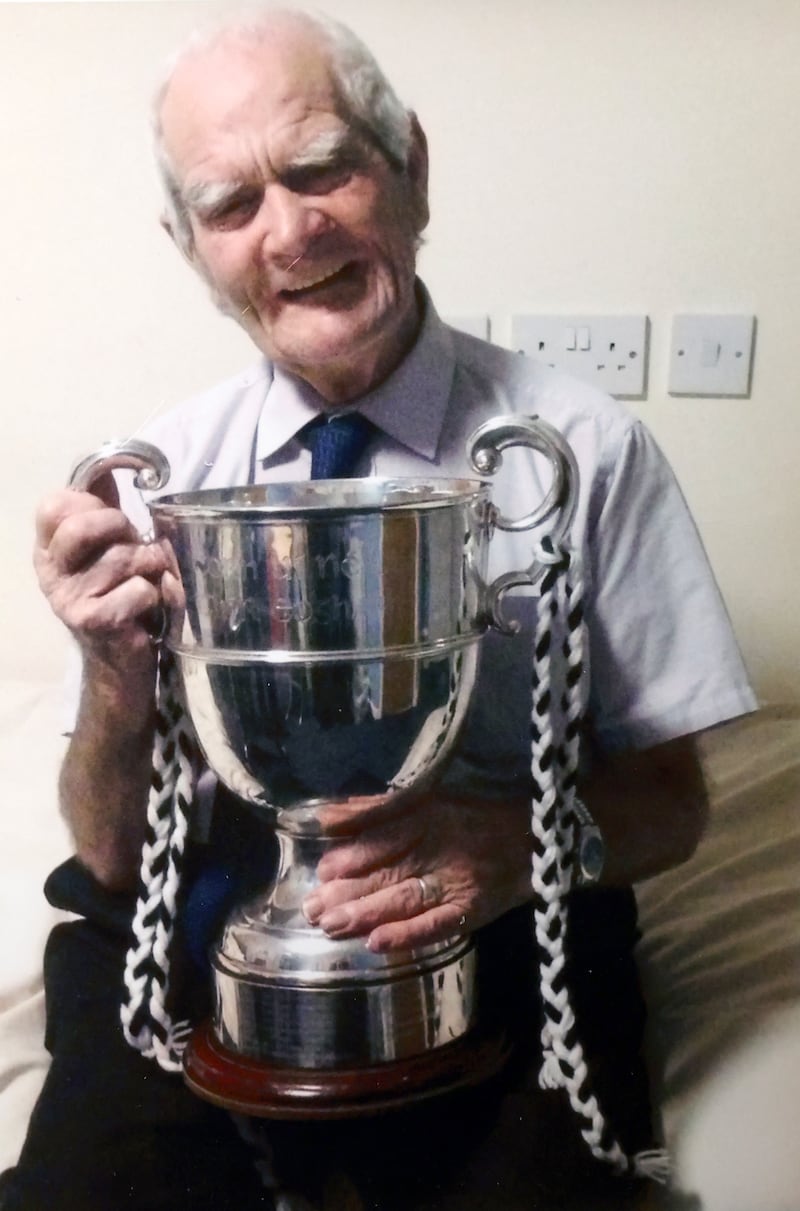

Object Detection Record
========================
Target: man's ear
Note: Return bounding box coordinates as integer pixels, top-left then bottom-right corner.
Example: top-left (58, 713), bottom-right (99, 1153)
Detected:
top-left (406, 113), bottom-right (430, 235)
top-left (159, 210), bottom-right (195, 264)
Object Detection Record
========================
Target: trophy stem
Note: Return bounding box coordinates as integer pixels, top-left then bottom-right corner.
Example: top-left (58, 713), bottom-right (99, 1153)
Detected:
top-left (267, 824), bottom-right (337, 928)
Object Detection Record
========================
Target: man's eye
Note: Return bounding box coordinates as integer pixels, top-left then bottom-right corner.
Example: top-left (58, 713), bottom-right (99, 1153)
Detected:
top-left (283, 161), bottom-right (356, 195)
top-left (204, 191), bottom-right (262, 229)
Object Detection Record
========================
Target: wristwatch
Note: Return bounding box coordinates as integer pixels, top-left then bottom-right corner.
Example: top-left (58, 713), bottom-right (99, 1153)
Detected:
top-left (571, 797), bottom-right (606, 887)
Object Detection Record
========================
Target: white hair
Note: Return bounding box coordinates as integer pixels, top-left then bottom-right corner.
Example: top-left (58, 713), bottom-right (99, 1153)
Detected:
top-left (152, 6), bottom-right (415, 257)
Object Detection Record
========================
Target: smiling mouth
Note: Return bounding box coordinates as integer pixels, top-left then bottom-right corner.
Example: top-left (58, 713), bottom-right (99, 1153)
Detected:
top-left (279, 261), bottom-right (360, 300)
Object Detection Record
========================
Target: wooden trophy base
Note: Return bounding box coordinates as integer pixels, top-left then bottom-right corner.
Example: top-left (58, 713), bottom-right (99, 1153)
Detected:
top-left (183, 1020), bottom-right (511, 1120)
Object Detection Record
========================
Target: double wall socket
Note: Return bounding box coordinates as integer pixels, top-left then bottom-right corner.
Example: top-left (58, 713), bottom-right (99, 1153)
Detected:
top-left (511, 314), bottom-right (649, 398)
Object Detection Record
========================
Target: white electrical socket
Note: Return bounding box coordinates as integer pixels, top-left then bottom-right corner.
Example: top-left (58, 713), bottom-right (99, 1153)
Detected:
top-left (511, 314), bottom-right (649, 398)
top-left (668, 314), bottom-right (755, 397)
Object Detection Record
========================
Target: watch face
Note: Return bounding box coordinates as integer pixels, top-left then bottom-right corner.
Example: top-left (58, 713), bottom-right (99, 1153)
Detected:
top-left (578, 828), bottom-right (605, 883)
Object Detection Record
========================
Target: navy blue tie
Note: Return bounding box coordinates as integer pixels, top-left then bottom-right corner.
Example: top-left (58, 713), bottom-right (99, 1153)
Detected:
top-left (305, 412), bottom-right (374, 479)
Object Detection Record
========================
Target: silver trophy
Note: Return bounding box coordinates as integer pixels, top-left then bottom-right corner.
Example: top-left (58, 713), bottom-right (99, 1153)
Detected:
top-left (70, 416), bottom-right (578, 1116)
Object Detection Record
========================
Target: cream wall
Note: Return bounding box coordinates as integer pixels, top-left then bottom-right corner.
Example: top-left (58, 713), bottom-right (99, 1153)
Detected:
top-left (2, 0), bottom-right (798, 700)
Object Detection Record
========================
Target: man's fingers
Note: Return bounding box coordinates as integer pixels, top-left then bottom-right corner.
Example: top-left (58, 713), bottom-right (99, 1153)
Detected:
top-left (43, 505), bottom-right (146, 575)
top-left (160, 568), bottom-right (186, 612)
top-left (33, 480), bottom-right (177, 653)
top-left (306, 871), bottom-right (471, 954)
top-left (306, 873), bottom-right (425, 931)
top-left (35, 489), bottom-right (108, 548)
top-left (366, 904), bottom-right (468, 953)
top-left (303, 792), bottom-right (533, 955)
top-left (59, 575), bottom-right (165, 636)
top-left (44, 541), bottom-right (171, 623)
top-left (159, 536), bottom-right (182, 582)
top-left (315, 819), bottom-right (421, 881)
top-left (38, 525), bottom-right (171, 641)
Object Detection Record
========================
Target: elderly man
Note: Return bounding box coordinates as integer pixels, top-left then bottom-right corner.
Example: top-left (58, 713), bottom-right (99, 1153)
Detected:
top-left (4, 8), bottom-right (754, 1211)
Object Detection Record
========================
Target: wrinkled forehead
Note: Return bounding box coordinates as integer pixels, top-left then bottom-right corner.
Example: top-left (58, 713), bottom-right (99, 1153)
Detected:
top-left (159, 29), bottom-right (345, 178)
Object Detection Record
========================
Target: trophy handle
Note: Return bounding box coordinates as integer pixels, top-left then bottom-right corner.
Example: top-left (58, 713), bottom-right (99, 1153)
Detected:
top-left (68, 438), bottom-right (171, 493)
top-left (466, 415), bottom-right (580, 633)
top-left (68, 439), bottom-right (172, 645)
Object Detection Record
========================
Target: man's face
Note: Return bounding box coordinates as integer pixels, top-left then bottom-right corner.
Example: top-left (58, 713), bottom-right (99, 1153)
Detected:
top-left (159, 29), bottom-right (428, 403)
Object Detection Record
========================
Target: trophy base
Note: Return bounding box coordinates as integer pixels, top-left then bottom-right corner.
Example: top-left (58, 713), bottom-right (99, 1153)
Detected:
top-left (183, 1019), bottom-right (510, 1120)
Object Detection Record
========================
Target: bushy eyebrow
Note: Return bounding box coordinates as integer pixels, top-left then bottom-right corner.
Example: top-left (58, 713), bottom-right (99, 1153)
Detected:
top-left (286, 127), bottom-right (354, 169)
top-left (182, 127), bottom-right (369, 217)
top-left (183, 179), bottom-right (246, 216)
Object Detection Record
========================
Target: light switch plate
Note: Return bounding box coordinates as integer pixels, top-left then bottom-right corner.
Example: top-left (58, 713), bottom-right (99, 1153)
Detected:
top-left (668, 314), bottom-right (755, 397)
top-left (511, 314), bottom-right (648, 398)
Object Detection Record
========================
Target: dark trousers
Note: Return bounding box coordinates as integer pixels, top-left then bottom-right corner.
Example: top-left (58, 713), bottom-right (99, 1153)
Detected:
top-left (0, 858), bottom-right (653, 1211)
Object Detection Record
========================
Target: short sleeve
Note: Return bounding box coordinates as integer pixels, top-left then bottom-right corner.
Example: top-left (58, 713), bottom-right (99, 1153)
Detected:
top-left (585, 422), bottom-right (756, 750)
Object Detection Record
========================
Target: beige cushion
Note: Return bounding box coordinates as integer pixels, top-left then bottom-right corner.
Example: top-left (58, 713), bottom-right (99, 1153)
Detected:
top-left (676, 1002), bottom-right (800, 1211)
top-left (636, 705), bottom-right (800, 1170)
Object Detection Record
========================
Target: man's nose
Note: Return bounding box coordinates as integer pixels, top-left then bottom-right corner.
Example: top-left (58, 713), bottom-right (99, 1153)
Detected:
top-left (260, 184), bottom-right (329, 262)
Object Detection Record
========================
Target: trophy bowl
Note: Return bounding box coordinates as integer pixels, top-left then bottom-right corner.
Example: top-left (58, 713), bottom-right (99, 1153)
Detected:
top-left (70, 417), bottom-right (578, 1117)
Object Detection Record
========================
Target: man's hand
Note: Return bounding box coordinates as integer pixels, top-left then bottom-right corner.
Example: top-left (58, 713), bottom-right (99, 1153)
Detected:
top-left (34, 479), bottom-right (180, 687)
top-left (300, 733), bottom-right (709, 954)
top-left (302, 793), bottom-right (533, 953)
top-left (34, 477), bottom-right (183, 889)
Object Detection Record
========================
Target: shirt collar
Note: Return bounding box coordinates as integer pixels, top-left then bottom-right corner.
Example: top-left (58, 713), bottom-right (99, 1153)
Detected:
top-left (254, 283), bottom-right (456, 467)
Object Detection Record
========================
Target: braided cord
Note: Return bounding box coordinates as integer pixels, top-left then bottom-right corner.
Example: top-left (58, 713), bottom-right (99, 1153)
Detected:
top-left (120, 650), bottom-right (195, 1072)
top-left (529, 540), bottom-right (669, 1181)
top-left (530, 553), bottom-right (570, 1088)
